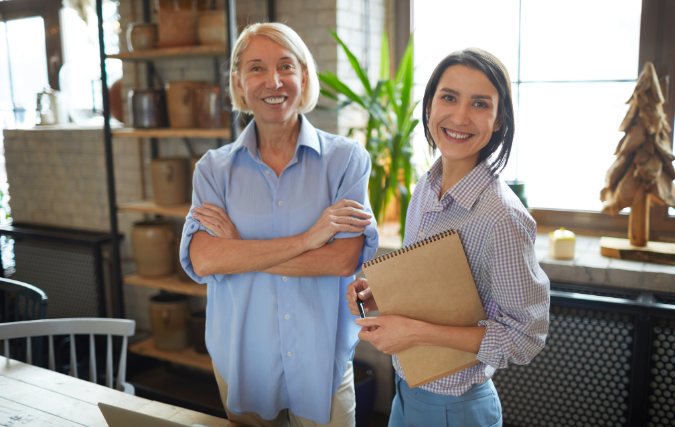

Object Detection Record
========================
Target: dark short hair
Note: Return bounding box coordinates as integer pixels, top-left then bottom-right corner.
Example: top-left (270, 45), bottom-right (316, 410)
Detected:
top-left (421, 47), bottom-right (515, 175)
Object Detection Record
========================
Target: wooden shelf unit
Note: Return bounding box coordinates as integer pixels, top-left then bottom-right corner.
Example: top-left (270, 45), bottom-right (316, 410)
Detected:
top-left (129, 336), bottom-right (213, 371)
top-left (107, 44), bottom-right (228, 61)
top-left (113, 128), bottom-right (231, 139)
top-left (118, 200), bottom-right (190, 217)
top-left (124, 274), bottom-right (206, 296)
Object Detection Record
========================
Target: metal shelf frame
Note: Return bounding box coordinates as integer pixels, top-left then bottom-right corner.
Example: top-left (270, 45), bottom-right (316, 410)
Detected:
top-left (95, 0), bottom-right (275, 317)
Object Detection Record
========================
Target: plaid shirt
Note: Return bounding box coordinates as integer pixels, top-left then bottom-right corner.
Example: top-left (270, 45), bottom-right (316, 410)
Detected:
top-left (393, 158), bottom-right (550, 395)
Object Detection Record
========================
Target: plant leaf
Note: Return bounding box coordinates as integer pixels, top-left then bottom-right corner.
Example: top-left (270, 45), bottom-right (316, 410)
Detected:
top-left (380, 32), bottom-right (390, 80)
top-left (318, 72), bottom-right (366, 108)
top-left (330, 29), bottom-right (372, 96)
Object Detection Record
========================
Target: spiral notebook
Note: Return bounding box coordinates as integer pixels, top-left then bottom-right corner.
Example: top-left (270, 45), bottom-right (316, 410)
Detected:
top-left (362, 230), bottom-right (487, 388)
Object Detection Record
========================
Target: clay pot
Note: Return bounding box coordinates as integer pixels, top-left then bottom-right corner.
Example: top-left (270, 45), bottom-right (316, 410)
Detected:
top-left (197, 11), bottom-right (227, 46)
top-left (131, 220), bottom-right (175, 277)
top-left (149, 293), bottom-right (189, 350)
top-left (129, 88), bottom-right (168, 128)
top-left (150, 158), bottom-right (188, 206)
top-left (156, 0), bottom-right (206, 47)
top-left (166, 81), bottom-right (206, 128)
top-left (127, 23), bottom-right (158, 52)
top-left (195, 85), bottom-right (230, 129)
top-left (186, 310), bottom-right (207, 354)
top-left (109, 79), bottom-right (124, 123)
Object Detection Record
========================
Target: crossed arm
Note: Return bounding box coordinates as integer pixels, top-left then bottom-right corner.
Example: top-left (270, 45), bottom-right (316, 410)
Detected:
top-left (189, 200), bottom-right (370, 278)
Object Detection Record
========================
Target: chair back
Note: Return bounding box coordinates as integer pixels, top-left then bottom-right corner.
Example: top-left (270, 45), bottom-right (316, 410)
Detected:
top-left (0, 278), bottom-right (48, 322)
top-left (0, 318), bottom-right (135, 393)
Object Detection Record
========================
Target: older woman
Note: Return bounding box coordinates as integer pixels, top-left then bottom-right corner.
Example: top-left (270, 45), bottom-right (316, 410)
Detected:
top-left (179, 23), bottom-right (379, 427)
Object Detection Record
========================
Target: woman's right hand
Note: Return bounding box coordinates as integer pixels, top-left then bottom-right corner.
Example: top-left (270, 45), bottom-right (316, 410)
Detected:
top-left (346, 278), bottom-right (378, 316)
top-left (301, 199), bottom-right (372, 251)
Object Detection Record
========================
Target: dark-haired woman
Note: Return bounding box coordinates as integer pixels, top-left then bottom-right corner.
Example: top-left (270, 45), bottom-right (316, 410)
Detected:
top-left (346, 48), bottom-right (550, 426)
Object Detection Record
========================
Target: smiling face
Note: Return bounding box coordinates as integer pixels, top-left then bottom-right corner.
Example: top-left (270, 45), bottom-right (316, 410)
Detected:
top-left (234, 36), bottom-right (306, 127)
top-left (428, 65), bottom-right (502, 171)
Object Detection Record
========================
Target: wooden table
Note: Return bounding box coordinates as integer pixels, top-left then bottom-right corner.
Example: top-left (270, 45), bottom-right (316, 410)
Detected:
top-left (0, 356), bottom-right (236, 426)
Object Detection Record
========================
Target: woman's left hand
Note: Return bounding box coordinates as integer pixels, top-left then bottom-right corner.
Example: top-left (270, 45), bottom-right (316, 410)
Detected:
top-left (355, 315), bottom-right (421, 355)
top-left (193, 203), bottom-right (241, 240)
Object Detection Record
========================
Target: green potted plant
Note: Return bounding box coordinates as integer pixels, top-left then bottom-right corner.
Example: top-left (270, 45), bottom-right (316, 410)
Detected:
top-left (319, 31), bottom-right (418, 243)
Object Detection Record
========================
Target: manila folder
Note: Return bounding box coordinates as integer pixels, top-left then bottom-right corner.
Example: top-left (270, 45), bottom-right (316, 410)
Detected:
top-left (362, 230), bottom-right (487, 388)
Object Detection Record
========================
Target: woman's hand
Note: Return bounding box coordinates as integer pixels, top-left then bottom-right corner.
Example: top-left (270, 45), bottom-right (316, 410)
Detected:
top-left (193, 203), bottom-right (241, 240)
top-left (355, 315), bottom-right (421, 355)
top-left (346, 278), bottom-right (378, 316)
top-left (301, 199), bottom-right (372, 251)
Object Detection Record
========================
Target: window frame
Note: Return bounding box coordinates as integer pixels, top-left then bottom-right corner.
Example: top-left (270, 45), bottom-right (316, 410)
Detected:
top-left (0, 0), bottom-right (62, 91)
top-left (404, 0), bottom-right (675, 241)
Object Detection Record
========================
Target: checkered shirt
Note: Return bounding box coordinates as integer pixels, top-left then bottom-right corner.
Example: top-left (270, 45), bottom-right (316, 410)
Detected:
top-left (392, 158), bottom-right (550, 395)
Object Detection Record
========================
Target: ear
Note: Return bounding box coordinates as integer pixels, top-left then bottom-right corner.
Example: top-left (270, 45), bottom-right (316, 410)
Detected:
top-left (234, 74), bottom-right (247, 104)
top-left (493, 113), bottom-right (503, 132)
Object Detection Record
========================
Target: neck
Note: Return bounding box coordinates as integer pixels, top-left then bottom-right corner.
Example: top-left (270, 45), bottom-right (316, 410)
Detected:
top-left (439, 156), bottom-right (479, 197)
top-left (256, 114), bottom-right (301, 151)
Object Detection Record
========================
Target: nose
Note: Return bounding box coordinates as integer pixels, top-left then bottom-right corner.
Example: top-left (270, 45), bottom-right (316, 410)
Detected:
top-left (264, 70), bottom-right (282, 90)
top-left (451, 102), bottom-right (471, 127)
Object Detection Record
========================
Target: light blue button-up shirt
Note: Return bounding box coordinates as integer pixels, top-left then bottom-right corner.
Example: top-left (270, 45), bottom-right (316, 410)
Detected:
top-left (179, 115), bottom-right (379, 423)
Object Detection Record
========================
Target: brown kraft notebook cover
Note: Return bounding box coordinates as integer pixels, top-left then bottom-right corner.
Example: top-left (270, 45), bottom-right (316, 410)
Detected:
top-left (362, 230), bottom-right (487, 388)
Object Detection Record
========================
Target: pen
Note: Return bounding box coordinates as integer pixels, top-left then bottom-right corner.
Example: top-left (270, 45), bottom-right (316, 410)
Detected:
top-left (356, 295), bottom-right (366, 318)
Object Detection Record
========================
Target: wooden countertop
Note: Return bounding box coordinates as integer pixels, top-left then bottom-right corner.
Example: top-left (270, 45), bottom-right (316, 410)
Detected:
top-left (0, 356), bottom-right (237, 426)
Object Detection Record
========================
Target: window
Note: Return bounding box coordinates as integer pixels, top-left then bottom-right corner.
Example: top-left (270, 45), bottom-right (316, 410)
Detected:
top-left (412, 0), bottom-right (675, 238)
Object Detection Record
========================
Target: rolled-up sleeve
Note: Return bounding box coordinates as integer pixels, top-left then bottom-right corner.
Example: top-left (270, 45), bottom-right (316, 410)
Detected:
top-left (476, 215), bottom-right (550, 373)
top-left (331, 143), bottom-right (379, 270)
top-left (180, 152), bottom-right (225, 284)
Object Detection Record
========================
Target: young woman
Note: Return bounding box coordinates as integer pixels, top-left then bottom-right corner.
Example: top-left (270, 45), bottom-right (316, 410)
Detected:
top-left (346, 48), bottom-right (550, 426)
top-left (180, 23), bottom-right (379, 427)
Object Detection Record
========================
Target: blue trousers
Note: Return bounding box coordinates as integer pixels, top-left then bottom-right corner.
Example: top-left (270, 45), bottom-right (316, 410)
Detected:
top-left (388, 375), bottom-right (502, 427)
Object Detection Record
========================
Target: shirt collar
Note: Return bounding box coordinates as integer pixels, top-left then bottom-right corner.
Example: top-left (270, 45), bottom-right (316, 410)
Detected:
top-left (425, 158), bottom-right (495, 211)
top-left (229, 114), bottom-right (321, 159)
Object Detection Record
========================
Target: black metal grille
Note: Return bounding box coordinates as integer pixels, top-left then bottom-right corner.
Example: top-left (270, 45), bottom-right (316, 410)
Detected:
top-left (12, 240), bottom-right (100, 318)
top-left (493, 306), bottom-right (634, 427)
top-left (654, 295), bottom-right (675, 306)
top-left (647, 318), bottom-right (675, 427)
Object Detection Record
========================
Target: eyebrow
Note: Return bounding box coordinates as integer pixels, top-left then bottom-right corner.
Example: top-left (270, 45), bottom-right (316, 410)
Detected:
top-left (439, 88), bottom-right (492, 101)
top-left (245, 57), bottom-right (295, 66)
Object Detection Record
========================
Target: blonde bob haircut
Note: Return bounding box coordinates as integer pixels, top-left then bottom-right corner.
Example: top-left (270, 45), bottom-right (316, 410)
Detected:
top-left (229, 22), bottom-right (320, 114)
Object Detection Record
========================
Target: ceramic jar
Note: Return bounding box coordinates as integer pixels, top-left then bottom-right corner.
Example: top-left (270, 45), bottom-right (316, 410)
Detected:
top-left (195, 84), bottom-right (230, 128)
top-left (126, 22), bottom-right (158, 52)
top-left (166, 81), bottom-right (206, 128)
top-left (155, 0), bottom-right (206, 47)
top-left (197, 10), bottom-right (227, 45)
top-left (150, 158), bottom-right (188, 206)
top-left (129, 88), bottom-right (168, 128)
top-left (186, 310), bottom-right (207, 353)
top-left (149, 293), bottom-right (189, 350)
top-left (131, 220), bottom-right (175, 277)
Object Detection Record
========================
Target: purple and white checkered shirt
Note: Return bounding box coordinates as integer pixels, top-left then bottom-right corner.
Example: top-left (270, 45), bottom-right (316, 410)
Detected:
top-left (393, 158), bottom-right (550, 395)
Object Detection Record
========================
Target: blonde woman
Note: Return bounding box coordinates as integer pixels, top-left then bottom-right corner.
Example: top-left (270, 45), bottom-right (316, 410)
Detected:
top-left (179, 23), bottom-right (379, 426)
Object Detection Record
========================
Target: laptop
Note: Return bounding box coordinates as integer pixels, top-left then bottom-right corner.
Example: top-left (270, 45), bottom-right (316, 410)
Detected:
top-left (98, 402), bottom-right (211, 427)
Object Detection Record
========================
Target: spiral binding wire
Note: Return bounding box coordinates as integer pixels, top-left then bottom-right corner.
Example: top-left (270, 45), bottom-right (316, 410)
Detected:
top-left (362, 229), bottom-right (457, 269)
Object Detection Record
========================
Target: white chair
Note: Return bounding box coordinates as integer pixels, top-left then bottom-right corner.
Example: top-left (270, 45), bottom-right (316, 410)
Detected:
top-left (0, 318), bottom-right (136, 394)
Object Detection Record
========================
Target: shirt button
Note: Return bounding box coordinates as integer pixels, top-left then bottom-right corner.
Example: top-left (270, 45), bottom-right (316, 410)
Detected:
top-left (265, 170), bottom-right (270, 174)
top-left (284, 314), bottom-right (289, 320)
top-left (419, 231), bottom-right (425, 237)
top-left (287, 351), bottom-right (292, 357)
top-left (282, 276), bottom-right (288, 282)
top-left (278, 201), bottom-right (284, 206)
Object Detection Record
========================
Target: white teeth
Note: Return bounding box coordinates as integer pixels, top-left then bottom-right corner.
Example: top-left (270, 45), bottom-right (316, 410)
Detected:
top-left (264, 97), bottom-right (285, 104)
top-left (444, 129), bottom-right (471, 139)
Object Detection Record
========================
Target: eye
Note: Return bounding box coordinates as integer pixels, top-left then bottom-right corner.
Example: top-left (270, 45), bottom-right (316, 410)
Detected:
top-left (280, 64), bottom-right (294, 71)
top-left (473, 101), bottom-right (489, 108)
top-left (250, 66), bottom-right (261, 72)
top-left (441, 94), bottom-right (456, 102)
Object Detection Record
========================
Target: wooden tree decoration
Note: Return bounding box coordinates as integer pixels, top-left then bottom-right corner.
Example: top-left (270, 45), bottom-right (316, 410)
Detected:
top-left (600, 62), bottom-right (675, 246)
